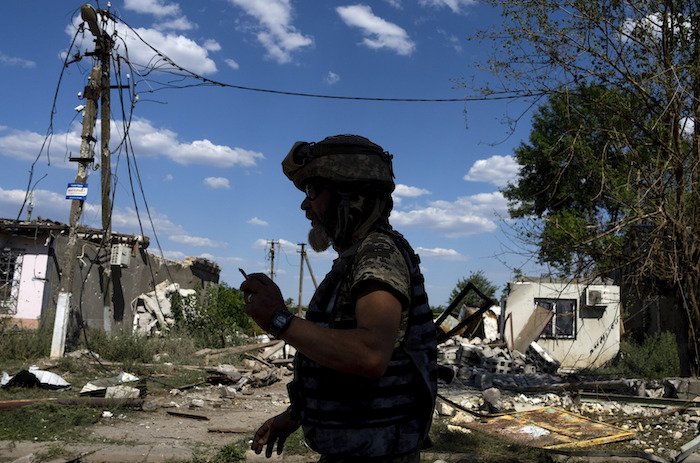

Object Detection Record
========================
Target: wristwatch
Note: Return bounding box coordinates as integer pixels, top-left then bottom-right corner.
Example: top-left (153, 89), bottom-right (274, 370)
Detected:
top-left (269, 310), bottom-right (295, 338)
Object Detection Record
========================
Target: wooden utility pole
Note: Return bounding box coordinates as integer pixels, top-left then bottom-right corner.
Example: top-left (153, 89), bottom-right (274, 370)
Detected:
top-left (50, 66), bottom-right (100, 358)
top-left (97, 16), bottom-right (113, 332)
top-left (296, 243), bottom-right (318, 317)
top-left (305, 251), bottom-right (318, 290)
top-left (51, 4), bottom-right (113, 357)
top-left (268, 240), bottom-right (278, 281)
top-left (297, 243), bottom-right (305, 315)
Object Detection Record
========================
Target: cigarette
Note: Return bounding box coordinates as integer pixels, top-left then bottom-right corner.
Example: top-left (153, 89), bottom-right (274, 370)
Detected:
top-left (239, 268), bottom-right (248, 279)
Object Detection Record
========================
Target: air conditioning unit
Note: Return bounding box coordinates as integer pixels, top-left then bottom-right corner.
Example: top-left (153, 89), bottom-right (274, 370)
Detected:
top-left (585, 288), bottom-right (602, 306)
top-left (110, 244), bottom-right (131, 268)
top-left (584, 285), bottom-right (620, 306)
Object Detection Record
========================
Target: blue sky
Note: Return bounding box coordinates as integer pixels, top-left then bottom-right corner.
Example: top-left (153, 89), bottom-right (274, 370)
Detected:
top-left (0, 0), bottom-right (540, 308)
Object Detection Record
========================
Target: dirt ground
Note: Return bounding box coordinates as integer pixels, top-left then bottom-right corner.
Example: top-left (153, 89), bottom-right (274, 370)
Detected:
top-left (1, 373), bottom-right (320, 463)
top-left (6, 359), bottom-right (700, 463)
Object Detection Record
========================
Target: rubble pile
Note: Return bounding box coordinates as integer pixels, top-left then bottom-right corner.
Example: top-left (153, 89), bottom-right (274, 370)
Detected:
top-left (438, 336), bottom-right (562, 390)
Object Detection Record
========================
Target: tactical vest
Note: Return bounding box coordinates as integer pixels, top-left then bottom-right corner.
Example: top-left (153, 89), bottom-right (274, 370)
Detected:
top-left (288, 225), bottom-right (437, 457)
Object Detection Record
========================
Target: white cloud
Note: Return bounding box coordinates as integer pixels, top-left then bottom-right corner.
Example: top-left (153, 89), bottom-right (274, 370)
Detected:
top-left (464, 155), bottom-right (520, 187)
top-left (415, 246), bottom-right (468, 261)
top-left (203, 40), bottom-right (222, 52)
top-left (0, 120), bottom-right (265, 169)
top-left (0, 127), bottom-right (76, 164)
top-left (67, 15), bottom-right (216, 75)
top-left (114, 118), bottom-right (264, 167)
top-left (110, 205), bottom-right (181, 235)
top-left (324, 71), bottom-right (340, 85)
top-left (0, 186), bottom-right (188, 242)
top-left (418, 0), bottom-right (477, 14)
top-left (124, 0), bottom-right (182, 17)
top-left (336, 5), bottom-right (415, 56)
top-left (125, 28), bottom-right (218, 74)
top-left (437, 28), bottom-right (462, 53)
top-left (248, 217), bottom-right (269, 226)
top-left (204, 177), bottom-right (231, 189)
top-left (394, 184), bottom-right (430, 198)
top-left (155, 16), bottom-right (195, 31)
top-left (228, 0), bottom-right (313, 64)
top-left (681, 117), bottom-right (695, 136)
top-left (123, 0), bottom-right (195, 31)
top-left (169, 234), bottom-right (228, 248)
top-left (0, 52), bottom-right (36, 68)
top-left (0, 187), bottom-right (69, 221)
top-left (393, 184), bottom-right (431, 206)
top-left (163, 250), bottom-right (186, 261)
top-left (225, 58), bottom-right (240, 70)
top-left (391, 192), bottom-right (508, 238)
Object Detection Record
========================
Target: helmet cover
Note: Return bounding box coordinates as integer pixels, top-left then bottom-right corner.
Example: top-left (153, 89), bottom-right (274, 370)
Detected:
top-left (282, 134), bottom-right (395, 193)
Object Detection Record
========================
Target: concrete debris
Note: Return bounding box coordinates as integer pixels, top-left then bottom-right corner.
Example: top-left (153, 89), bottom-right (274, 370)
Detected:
top-left (208, 364), bottom-right (243, 382)
top-left (80, 372), bottom-right (139, 396)
top-left (438, 336), bottom-right (560, 390)
top-left (131, 280), bottom-right (196, 336)
top-left (481, 387), bottom-right (503, 413)
top-left (105, 385), bottom-right (141, 399)
top-left (664, 378), bottom-right (700, 401)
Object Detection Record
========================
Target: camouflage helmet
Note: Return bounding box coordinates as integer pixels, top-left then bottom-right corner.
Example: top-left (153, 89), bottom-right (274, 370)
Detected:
top-left (282, 134), bottom-right (395, 193)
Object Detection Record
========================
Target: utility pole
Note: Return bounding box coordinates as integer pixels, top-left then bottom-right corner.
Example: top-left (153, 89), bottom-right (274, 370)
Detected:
top-left (296, 243), bottom-right (318, 317)
top-left (268, 240), bottom-right (278, 281)
top-left (51, 4), bottom-right (113, 357)
top-left (297, 243), bottom-right (305, 316)
top-left (304, 250), bottom-right (318, 290)
top-left (50, 66), bottom-right (100, 358)
top-left (95, 7), bottom-right (114, 332)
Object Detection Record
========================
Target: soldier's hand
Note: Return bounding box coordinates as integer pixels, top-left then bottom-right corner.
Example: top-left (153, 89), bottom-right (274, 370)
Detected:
top-left (251, 410), bottom-right (300, 458)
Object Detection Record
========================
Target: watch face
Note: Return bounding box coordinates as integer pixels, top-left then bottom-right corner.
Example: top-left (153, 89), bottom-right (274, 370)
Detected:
top-left (271, 311), bottom-right (292, 336)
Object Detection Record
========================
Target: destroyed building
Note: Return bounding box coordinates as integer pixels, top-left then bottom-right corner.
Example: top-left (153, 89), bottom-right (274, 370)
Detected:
top-left (0, 218), bottom-right (220, 332)
top-left (438, 276), bottom-right (622, 390)
top-left (502, 276), bottom-right (621, 371)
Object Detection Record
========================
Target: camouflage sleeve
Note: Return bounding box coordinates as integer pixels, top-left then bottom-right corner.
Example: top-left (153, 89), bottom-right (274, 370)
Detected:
top-left (351, 231), bottom-right (410, 307)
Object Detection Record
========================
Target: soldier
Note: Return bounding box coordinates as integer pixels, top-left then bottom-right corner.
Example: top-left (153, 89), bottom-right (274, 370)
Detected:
top-left (241, 134), bottom-right (437, 463)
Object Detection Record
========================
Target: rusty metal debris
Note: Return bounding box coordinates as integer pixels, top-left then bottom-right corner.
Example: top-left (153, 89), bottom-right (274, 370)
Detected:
top-left (462, 406), bottom-right (635, 449)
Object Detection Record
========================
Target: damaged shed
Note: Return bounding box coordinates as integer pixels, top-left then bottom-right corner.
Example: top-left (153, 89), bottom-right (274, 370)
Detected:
top-left (502, 277), bottom-right (621, 371)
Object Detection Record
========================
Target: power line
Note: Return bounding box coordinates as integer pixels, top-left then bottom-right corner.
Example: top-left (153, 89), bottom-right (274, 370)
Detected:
top-left (109, 12), bottom-right (470, 103)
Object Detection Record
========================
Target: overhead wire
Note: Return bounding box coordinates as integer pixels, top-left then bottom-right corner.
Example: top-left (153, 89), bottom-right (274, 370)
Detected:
top-left (106, 10), bottom-right (522, 104)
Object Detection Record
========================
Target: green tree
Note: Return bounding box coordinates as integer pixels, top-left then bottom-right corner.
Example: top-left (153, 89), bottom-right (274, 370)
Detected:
top-left (448, 270), bottom-right (498, 309)
top-left (457, 0), bottom-right (700, 374)
top-left (503, 84), bottom-right (647, 277)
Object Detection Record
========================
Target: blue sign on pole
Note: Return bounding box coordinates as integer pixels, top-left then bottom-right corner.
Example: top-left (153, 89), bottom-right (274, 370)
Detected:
top-left (66, 183), bottom-right (88, 200)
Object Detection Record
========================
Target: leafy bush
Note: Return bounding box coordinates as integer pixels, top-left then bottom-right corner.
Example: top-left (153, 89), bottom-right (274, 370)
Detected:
top-left (171, 282), bottom-right (251, 348)
top-left (600, 331), bottom-right (680, 379)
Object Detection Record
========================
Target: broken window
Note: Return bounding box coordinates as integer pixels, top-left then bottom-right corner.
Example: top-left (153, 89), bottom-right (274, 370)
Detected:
top-left (0, 248), bottom-right (23, 316)
top-left (536, 298), bottom-right (576, 339)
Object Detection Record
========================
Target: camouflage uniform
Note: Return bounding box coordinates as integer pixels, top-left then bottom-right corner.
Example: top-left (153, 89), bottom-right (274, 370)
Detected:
top-left (288, 225), bottom-right (437, 458)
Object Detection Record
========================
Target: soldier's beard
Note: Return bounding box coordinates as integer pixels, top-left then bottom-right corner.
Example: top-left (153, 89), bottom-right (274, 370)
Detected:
top-left (308, 221), bottom-right (331, 252)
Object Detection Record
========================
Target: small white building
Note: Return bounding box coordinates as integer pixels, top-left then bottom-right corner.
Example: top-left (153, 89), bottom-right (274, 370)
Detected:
top-left (502, 277), bottom-right (621, 370)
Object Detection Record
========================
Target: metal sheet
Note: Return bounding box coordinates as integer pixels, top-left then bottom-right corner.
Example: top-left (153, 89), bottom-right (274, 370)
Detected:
top-left (463, 406), bottom-right (635, 449)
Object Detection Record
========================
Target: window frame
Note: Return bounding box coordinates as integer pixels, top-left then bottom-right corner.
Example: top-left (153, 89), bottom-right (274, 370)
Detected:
top-left (536, 297), bottom-right (577, 340)
top-left (0, 248), bottom-right (24, 316)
